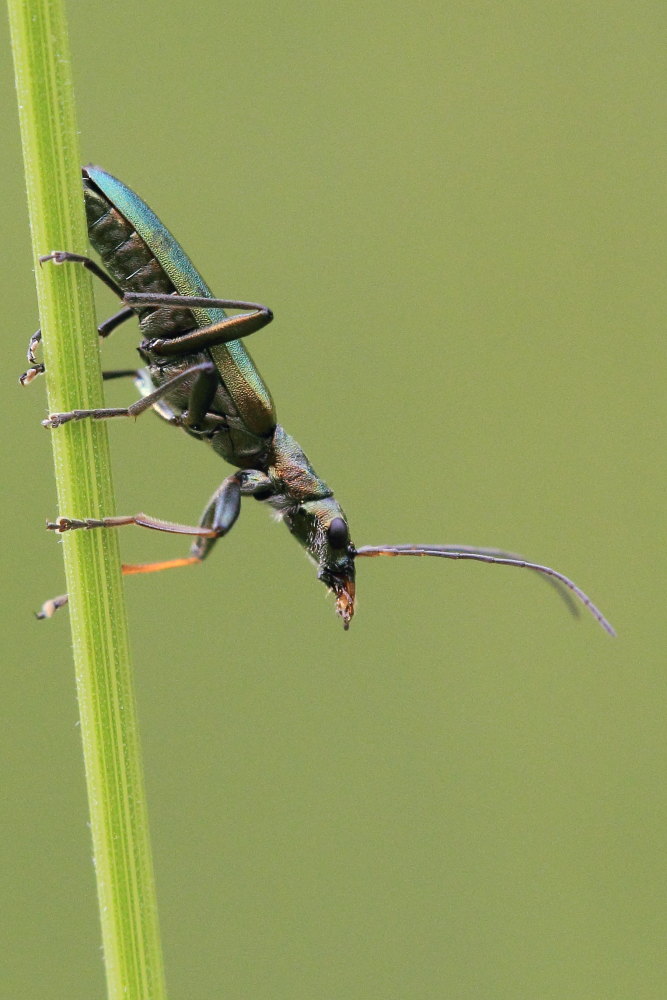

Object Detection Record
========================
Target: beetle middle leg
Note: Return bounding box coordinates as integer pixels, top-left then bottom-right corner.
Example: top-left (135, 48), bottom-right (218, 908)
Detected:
top-left (43, 361), bottom-right (218, 428)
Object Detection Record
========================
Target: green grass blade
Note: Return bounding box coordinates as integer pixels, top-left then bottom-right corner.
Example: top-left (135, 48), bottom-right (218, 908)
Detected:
top-left (7, 1), bottom-right (167, 996)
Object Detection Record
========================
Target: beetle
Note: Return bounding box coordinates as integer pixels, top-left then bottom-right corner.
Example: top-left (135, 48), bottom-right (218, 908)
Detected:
top-left (22, 166), bottom-right (614, 634)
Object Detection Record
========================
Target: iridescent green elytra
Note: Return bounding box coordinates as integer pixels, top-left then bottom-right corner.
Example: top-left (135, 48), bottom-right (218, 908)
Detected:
top-left (25, 167), bottom-right (614, 635)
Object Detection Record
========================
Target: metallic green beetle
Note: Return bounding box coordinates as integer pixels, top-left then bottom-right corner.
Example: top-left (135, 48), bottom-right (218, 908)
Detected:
top-left (23, 167), bottom-right (614, 634)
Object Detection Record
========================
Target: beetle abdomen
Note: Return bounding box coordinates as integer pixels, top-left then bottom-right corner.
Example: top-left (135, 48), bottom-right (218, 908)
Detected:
top-left (83, 166), bottom-right (276, 437)
top-left (84, 175), bottom-right (195, 341)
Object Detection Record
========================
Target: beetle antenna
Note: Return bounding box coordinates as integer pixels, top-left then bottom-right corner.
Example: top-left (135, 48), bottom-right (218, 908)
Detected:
top-left (353, 544), bottom-right (615, 636)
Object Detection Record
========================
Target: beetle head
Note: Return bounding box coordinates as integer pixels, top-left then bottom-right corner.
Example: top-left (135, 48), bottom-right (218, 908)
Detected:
top-left (282, 498), bottom-right (356, 629)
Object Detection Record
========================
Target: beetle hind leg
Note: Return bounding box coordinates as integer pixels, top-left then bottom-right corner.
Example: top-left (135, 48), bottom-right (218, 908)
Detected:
top-left (123, 291), bottom-right (273, 356)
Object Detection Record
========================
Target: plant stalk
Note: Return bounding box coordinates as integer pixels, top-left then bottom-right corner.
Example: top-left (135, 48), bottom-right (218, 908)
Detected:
top-left (7, 0), bottom-right (167, 996)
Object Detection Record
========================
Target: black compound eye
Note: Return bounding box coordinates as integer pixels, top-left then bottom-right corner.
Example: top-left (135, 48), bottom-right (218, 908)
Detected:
top-left (327, 517), bottom-right (349, 549)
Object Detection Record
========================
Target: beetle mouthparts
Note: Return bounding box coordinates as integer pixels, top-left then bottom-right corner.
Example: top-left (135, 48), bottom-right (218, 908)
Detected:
top-left (334, 578), bottom-right (356, 631)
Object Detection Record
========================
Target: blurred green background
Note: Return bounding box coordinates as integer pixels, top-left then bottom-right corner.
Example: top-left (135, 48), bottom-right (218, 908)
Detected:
top-left (2, 1), bottom-right (664, 997)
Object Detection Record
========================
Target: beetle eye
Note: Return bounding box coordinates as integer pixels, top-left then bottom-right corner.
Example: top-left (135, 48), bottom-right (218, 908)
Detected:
top-left (327, 517), bottom-right (349, 549)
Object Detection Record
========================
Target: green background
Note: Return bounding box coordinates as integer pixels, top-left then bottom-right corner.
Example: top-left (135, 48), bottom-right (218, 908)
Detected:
top-left (2, 1), bottom-right (664, 997)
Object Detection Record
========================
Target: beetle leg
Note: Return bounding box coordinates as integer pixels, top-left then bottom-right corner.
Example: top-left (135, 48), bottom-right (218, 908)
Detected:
top-left (98, 306), bottom-right (135, 338)
top-left (20, 306), bottom-right (137, 385)
top-left (102, 368), bottom-right (143, 381)
top-left (35, 593), bottom-right (69, 619)
top-left (146, 309), bottom-right (272, 356)
top-left (39, 473), bottom-right (262, 613)
top-left (188, 470), bottom-right (273, 561)
top-left (101, 362), bottom-right (218, 430)
top-left (20, 253), bottom-right (131, 384)
top-left (36, 523), bottom-right (210, 616)
top-left (40, 251), bottom-right (124, 298)
top-left (122, 292), bottom-right (273, 356)
top-left (47, 512), bottom-right (221, 535)
top-left (19, 328), bottom-right (44, 385)
top-left (125, 292), bottom-right (270, 313)
top-left (183, 364), bottom-right (219, 429)
top-left (42, 361), bottom-right (216, 428)
top-left (26, 328), bottom-right (41, 363)
top-left (185, 474), bottom-right (244, 562)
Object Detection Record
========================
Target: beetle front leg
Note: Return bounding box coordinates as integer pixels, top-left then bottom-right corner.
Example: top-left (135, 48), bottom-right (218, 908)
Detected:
top-left (39, 471), bottom-right (273, 617)
top-left (41, 503), bottom-right (229, 608)
top-left (189, 470), bottom-right (273, 561)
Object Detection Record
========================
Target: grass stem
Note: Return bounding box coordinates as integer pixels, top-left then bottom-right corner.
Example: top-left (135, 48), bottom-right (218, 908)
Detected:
top-left (7, 1), bottom-right (167, 996)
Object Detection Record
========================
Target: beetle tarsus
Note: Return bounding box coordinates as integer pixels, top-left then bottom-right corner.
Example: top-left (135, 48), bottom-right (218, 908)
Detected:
top-left (36, 593), bottom-right (69, 618)
top-left (20, 364), bottom-right (45, 386)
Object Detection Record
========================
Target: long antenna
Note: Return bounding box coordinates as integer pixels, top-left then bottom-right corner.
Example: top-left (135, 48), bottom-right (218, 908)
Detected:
top-left (353, 544), bottom-right (615, 636)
